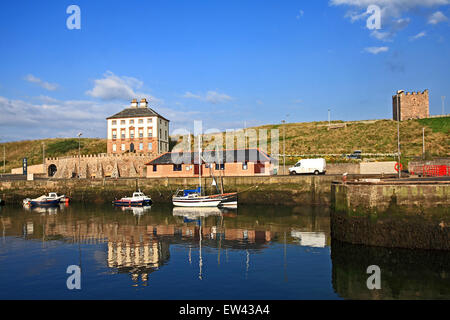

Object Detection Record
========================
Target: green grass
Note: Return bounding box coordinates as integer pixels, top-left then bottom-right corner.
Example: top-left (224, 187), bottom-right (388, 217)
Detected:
top-left (417, 117), bottom-right (450, 134)
top-left (0, 138), bottom-right (106, 173)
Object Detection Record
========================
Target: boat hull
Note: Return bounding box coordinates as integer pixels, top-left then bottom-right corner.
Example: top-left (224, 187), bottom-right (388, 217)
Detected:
top-left (114, 199), bottom-right (152, 207)
top-left (173, 198), bottom-right (221, 207)
top-left (29, 199), bottom-right (60, 207)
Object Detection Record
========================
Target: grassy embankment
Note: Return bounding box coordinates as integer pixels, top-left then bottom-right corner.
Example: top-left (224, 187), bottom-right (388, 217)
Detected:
top-left (0, 117), bottom-right (448, 173)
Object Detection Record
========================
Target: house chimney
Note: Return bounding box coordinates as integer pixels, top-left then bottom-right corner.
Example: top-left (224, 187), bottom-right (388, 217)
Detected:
top-left (139, 98), bottom-right (148, 108)
top-left (130, 99), bottom-right (138, 108)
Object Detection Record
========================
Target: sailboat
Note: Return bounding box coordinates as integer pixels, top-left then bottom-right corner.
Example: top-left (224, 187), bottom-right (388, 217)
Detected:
top-left (172, 135), bottom-right (222, 207)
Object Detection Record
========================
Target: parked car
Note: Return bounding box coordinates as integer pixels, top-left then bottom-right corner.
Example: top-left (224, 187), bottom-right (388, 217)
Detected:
top-left (344, 150), bottom-right (362, 160)
top-left (289, 158), bottom-right (326, 175)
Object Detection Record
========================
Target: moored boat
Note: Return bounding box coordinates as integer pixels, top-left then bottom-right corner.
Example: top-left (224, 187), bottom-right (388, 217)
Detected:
top-left (113, 191), bottom-right (152, 207)
top-left (172, 188), bottom-right (222, 207)
top-left (23, 195), bottom-right (60, 207)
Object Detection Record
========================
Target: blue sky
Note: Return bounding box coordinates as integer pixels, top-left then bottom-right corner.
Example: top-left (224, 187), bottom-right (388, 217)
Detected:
top-left (0, 0), bottom-right (449, 141)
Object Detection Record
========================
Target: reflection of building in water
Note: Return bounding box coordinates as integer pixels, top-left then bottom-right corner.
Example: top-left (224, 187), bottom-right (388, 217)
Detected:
top-left (107, 237), bottom-right (169, 287)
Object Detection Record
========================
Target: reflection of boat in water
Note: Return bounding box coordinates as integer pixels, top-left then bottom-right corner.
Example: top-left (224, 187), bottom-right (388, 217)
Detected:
top-left (23, 204), bottom-right (63, 215)
top-left (173, 206), bottom-right (223, 218)
top-left (120, 205), bottom-right (152, 216)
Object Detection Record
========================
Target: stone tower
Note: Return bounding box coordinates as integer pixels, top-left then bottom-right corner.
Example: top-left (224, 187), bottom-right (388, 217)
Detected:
top-left (392, 90), bottom-right (429, 121)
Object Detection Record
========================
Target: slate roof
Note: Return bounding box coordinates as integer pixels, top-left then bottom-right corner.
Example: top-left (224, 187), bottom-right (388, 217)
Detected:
top-left (107, 107), bottom-right (169, 121)
top-left (146, 149), bottom-right (275, 165)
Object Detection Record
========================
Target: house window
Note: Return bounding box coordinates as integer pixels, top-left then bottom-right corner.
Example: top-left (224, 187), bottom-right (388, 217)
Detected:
top-left (215, 163), bottom-right (225, 170)
top-left (112, 120), bottom-right (117, 125)
top-left (242, 162), bottom-right (248, 170)
top-left (130, 120), bottom-right (134, 125)
top-left (160, 129), bottom-right (162, 137)
top-left (130, 130), bottom-right (134, 139)
top-left (148, 142), bottom-right (153, 151)
top-left (121, 130), bottom-right (125, 139)
top-left (173, 164), bottom-right (182, 171)
top-left (165, 131), bottom-right (167, 140)
top-left (121, 120), bottom-right (126, 125)
top-left (112, 131), bottom-right (117, 139)
top-left (153, 165), bottom-right (157, 172)
top-left (147, 118), bottom-right (152, 124)
top-left (139, 129), bottom-right (143, 138)
top-left (139, 143), bottom-right (143, 151)
top-left (112, 144), bottom-right (117, 152)
top-left (121, 144), bottom-right (125, 151)
top-left (148, 128), bottom-right (153, 137)
top-left (138, 119), bottom-right (143, 124)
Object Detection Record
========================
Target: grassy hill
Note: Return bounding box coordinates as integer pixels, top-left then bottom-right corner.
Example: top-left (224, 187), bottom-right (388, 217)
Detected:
top-left (0, 138), bottom-right (106, 173)
top-left (255, 117), bottom-right (449, 162)
top-left (0, 117), bottom-right (448, 173)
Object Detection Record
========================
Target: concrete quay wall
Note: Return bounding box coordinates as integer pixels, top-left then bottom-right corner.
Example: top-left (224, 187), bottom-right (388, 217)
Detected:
top-left (331, 180), bottom-right (450, 250)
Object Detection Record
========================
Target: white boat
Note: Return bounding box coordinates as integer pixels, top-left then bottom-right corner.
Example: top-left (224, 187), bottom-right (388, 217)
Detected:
top-left (47, 192), bottom-right (70, 204)
top-left (114, 191), bottom-right (152, 207)
top-left (172, 190), bottom-right (222, 207)
top-left (172, 135), bottom-right (221, 208)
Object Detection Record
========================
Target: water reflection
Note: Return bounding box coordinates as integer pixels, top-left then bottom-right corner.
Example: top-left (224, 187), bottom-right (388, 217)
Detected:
top-left (0, 203), bottom-right (448, 299)
top-left (331, 240), bottom-right (450, 300)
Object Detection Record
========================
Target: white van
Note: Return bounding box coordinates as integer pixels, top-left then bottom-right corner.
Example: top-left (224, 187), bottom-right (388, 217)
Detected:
top-left (289, 158), bottom-right (326, 175)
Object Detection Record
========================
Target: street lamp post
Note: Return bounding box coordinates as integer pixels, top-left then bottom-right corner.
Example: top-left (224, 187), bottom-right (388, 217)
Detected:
top-left (328, 109), bottom-right (331, 127)
top-left (77, 132), bottom-right (82, 178)
top-left (281, 120), bottom-right (286, 175)
top-left (396, 95), bottom-right (401, 179)
top-left (442, 96), bottom-right (446, 115)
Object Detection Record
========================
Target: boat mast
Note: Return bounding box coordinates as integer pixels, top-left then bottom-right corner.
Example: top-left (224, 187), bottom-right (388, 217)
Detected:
top-left (198, 133), bottom-right (202, 196)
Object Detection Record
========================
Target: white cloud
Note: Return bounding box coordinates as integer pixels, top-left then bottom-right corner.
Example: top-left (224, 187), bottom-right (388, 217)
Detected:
top-left (183, 90), bottom-right (233, 104)
top-left (331, 0), bottom-right (449, 41)
top-left (86, 71), bottom-right (160, 104)
top-left (24, 74), bottom-right (58, 91)
top-left (296, 10), bottom-right (304, 20)
top-left (409, 31), bottom-right (427, 41)
top-left (428, 11), bottom-right (448, 24)
top-left (364, 46), bottom-right (389, 54)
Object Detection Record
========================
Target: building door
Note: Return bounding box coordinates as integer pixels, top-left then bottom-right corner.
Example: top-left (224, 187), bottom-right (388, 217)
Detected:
top-left (48, 164), bottom-right (57, 177)
top-left (130, 143), bottom-right (135, 152)
top-left (194, 164), bottom-right (202, 175)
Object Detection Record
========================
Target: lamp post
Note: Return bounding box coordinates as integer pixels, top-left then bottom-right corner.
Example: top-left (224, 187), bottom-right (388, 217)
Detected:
top-left (77, 132), bottom-right (82, 178)
top-left (442, 96), bottom-right (446, 115)
top-left (281, 120), bottom-right (286, 175)
top-left (42, 142), bottom-right (45, 175)
top-left (396, 95), bottom-right (401, 179)
top-left (328, 109), bottom-right (331, 127)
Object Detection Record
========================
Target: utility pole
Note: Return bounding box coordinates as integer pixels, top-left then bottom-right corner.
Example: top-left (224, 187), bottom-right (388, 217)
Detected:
top-left (396, 95), bottom-right (401, 179)
top-left (328, 109), bottom-right (331, 127)
top-left (422, 128), bottom-right (425, 160)
top-left (77, 132), bottom-right (82, 178)
top-left (442, 96), bottom-right (446, 115)
top-left (281, 120), bottom-right (286, 175)
top-left (3, 144), bottom-right (5, 174)
top-left (42, 142), bottom-right (45, 175)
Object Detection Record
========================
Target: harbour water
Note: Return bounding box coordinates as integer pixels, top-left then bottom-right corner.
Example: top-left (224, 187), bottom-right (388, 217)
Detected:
top-left (0, 203), bottom-right (448, 300)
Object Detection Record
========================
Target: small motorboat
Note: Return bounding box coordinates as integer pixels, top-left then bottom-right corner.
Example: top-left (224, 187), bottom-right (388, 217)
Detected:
top-left (46, 192), bottom-right (70, 204)
top-left (113, 191), bottom-right (152, 207)
top-left (23, 195), bottom-right (60, 207)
